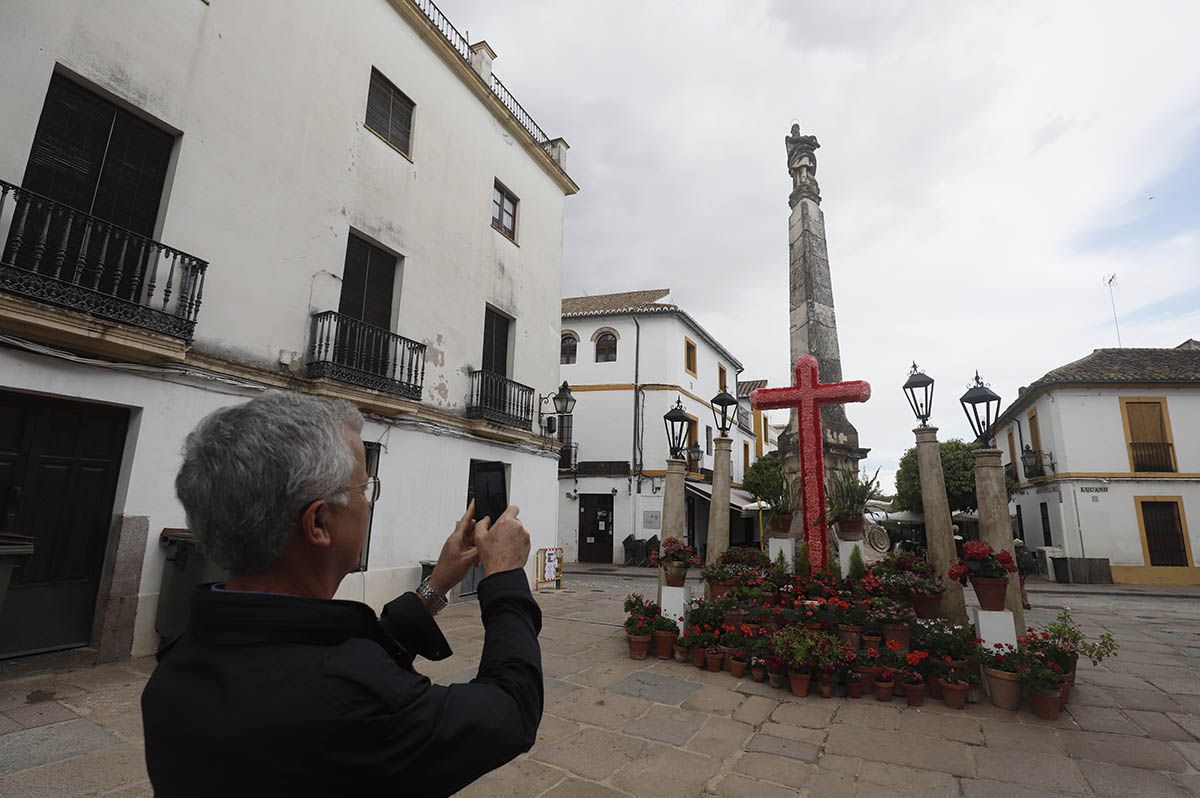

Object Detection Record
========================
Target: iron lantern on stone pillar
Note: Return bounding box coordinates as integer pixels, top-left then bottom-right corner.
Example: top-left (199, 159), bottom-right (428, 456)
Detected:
top-left (710, 389), bottom-right (738, 436)
top-left (960, 371), bottom-right (1001, 444)
top-left (663, 398), bottom-right (690, 459)
top-left (687, 442), bottom-right (703, 472)
top-left (902, 363), bottom-right (935, 426)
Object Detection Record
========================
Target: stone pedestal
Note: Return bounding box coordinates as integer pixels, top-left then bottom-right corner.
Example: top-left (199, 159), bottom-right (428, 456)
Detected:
top-left (661, 458), bottom-right (687, 541)
top-left (838, 539), bottom-right (863, 579)
top-left (972, 607), bottom-right (1019, 697)
top-left (974, 448), bottom-right (1024, 634)
top-left (768, 538), bottom-right (796, 573)
top-left (659, 585), bottom-right (688, 633)
top-left (705, 437), bottom-right (733, 565)
top-left (915, 427), bottom-right (968, 625)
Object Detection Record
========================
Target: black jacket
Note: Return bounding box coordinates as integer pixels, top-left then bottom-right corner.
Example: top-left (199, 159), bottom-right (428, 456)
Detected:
top-left (141, 569), bottom-right (543, 797)
top-left (1016, 547), bottom-right (1039, 576)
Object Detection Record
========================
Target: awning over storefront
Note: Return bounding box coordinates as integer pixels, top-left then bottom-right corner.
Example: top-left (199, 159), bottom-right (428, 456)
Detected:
top-left (684, 482), bottom-right (757, 512)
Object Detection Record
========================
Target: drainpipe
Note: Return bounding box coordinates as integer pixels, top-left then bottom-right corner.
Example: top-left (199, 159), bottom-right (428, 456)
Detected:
top-left (632, 317), bottom-right (641, 546)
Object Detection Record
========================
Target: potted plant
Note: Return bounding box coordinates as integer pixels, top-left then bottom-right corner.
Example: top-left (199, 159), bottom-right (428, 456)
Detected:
top-left (1020, 654), bottom-right (1066, 720)
top-left (766, 656), bottom-right (787, 689)
top-left (729, 648), bottom-right (749, 679)
top-left (718, 625), bottom-right (748, 671)
top-left (847, 670), bottom-right (864, 699)
top-left (939, 671), bottom-right (973, 710)
top-left (830, 594), bottom-right (867, 651)
top-left (651, 614), bottom-right (679, 659)
top-left (866, 597), bottom-right (917, 655)
top-left (679, 624), bottom-right (709, 668)
top-left (705, 645), bottom-right (723, 672)
top-left (702, 561), bottom-right (734, 601)
top-left (810, 632), bottom-right (853, 698)
top-left (826, 466), bottom-right (881, 541)
top-left (976, 642), bottom-right (1024, 710)
top-left (948, 541), bottom-right (1016, 611)
top-left (623, 593), bottom-right (656, 660)
top-left (902, 650), bottom-right (930, 706)
top-left (872, 665), bottom-right (897, 702)
top-left (743, 451), bottom-right (795, 536)
top-left (651, 537), bottom-right (701, 587)
top-left (1041, 609), bottom-right (1118, 703)
top-left (771, 626), bottom-right (815, 697)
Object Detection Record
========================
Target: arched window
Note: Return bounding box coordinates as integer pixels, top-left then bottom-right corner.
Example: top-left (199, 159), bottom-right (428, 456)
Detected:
top-left (560, 334), bottom-right (578, 365)
top-left (595, 332), bottom-right (617, 362)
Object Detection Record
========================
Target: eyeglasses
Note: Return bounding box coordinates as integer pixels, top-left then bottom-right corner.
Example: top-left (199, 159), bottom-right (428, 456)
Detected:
top-left (342, 476), bottom-right (381, 505)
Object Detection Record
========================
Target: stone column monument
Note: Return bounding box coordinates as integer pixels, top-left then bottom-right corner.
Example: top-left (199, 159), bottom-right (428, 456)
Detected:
top-left (915, 427), bottom-right (968, 625)
top-left (661, 458), bottom-right (687, 541)
top-left (782, 125), bottom-right (869, 542)
top-left (705, 437), bottom-right (733, 565)
top-left (975, 448), bottom-right (1025, 633)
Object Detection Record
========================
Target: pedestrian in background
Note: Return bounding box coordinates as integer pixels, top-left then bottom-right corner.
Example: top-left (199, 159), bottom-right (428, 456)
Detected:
top-left (1014, 538), bottom-right (1037, 610)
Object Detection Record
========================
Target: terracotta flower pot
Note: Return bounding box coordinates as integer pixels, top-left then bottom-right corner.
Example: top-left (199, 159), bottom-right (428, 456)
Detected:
top-left (983, 666), bottom-right (1022, 711)
top-left (768, 671), bottom-right (786, 689)
top-left (720, 645), bottom-right (735, 671)
top-left (627, 633), bottom-right (651, 660)
top-left (1030, 689), bottom-right (1063, 720)
top-left (909, 592), bottom-right (943, 620)
top-left (855, 664), bottom-right (876, 694)
top-left (788, 671), bottom-right (812, 697)
top-left (705, 650), bottom-right (723, 672)
top-left (940, 679), bottom-right (968, 710)
top-left (837, 624), bottom-right (863, 651)
top-left (903, 681), bottom-right (926, 707)
top-left (819, 681), bottom-right (835, 698)
top-left (970, 576), bottom-right (1009, 612)
top-left (803, 621), bottom-right (823, 631)
top-left (848, 681), bottom-right (864, 699)
top-left (1061, 670), bottom-right (1075, 704)
top-left (873, 680), bottom-right (895, 702)
top-left (928, 677), bottom-right (944, 700)
top-left (707, 580), bottom-right (733, 601)
top-left (751, 666), bottom-right (767, 683)
top-left (652, 630), bottom-right (676, 660)
top-left (881, 623), bottom-right (911, 655)
top-left (724, 609), bottom-right (751, 627)
top-left (838, 515), bottom-right (866, 541)
top-left (730, 659), bottom-right (748, 679)
top-left (690, 647), bottom-right (706, 668)
top-left (663, 562), bottom-right (688, 587)
top-left (862, 633), bottom-right (882, 651)
top-left (946, 658), bottom-right (968, 679)
top-left (673, 643), bottom-right (688, 663)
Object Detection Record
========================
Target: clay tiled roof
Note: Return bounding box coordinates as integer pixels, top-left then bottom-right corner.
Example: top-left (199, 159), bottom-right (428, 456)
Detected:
top-left (561, 289), bottom-right (671, 316)
top-left (737, 379), bottom-right (767, 398)
top-left (996, 346), bottom-right (1200, 426)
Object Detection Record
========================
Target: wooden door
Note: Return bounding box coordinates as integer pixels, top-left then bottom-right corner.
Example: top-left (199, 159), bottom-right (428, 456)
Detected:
top-left (0, 392), bottom-right (128, 658)
top-left (578, 494), bottom-right (613, 564)
top-left (1141, 501), bottom-right (1188, 567)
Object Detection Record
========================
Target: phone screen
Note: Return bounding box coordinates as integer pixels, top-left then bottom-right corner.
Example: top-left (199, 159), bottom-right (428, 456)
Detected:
top-left (468, 461), bottom-right (507, 526)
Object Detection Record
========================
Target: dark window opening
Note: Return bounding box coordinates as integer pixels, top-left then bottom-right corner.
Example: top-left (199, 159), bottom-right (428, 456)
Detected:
top-left (482, 307), bottom-right (511, 376)
top-left (365, 68), bottom-right (414, 156)
top-left (595, 332), bottom-right (617, 362)
top-left (1039, 502), bottom-right (1052, 548)
top-left (561, 334), bottom-right (577, 365)
top-left (357, 441), bottom-right (382, 571)
top-left (706, 425), bottom-right (713, 456)
top-left (1142, 501), bottom-right (1188, 567)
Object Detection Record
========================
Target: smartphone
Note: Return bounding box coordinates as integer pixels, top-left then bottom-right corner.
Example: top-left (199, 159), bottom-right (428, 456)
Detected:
top-left (468, 461), bottom-right (508, 526)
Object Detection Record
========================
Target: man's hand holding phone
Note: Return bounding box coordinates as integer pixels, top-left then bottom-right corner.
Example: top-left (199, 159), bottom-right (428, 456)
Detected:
top-left (428, 501), bottom-right (481, 596)
top-left (475, 505), bottom-right (530, 577)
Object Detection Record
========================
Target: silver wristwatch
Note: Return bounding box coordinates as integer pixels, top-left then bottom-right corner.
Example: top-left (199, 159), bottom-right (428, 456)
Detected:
top-left (416, 577), bottom-right (448, 612)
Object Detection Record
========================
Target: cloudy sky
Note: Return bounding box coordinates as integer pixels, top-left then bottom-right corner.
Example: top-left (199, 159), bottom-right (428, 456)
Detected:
top-left (444, 0), bottom-right (1200, 490)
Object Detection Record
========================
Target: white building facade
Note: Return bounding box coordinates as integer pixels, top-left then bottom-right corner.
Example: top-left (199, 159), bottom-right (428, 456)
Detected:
top-left (993, 344), bottom-right (1200, 585)
top-left (556, 290), bottom-right (776, 564)
top-left (0, 0), bottom-right (576, 660)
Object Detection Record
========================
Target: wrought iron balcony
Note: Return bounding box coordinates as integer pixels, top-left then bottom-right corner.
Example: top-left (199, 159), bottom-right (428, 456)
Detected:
top-left (1131, 441), bottom-right (1175, 473)
top-left (467, 370), bottom-right (534, 430)
top-left (559, 442), bottom-right (578, 471)
top-left (0, 180), bottom-right (208, 341)
top-left (307, 311), bottom-right (425, 400)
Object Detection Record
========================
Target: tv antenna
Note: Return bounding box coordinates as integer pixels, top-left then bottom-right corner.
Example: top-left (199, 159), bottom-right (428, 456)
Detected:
top-left (1103, 274), bottom-right (1122, 347)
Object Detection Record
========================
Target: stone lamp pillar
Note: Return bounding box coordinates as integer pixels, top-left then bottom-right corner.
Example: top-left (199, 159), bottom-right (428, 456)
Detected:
top-left (914, 426), bottom-right (968, 625)
top-left (974, 448), bottom-right (1025, 634)
top-left (661, 458), bottom-right (687, 541)
top-left (705, 437), bottom-right (733, 565)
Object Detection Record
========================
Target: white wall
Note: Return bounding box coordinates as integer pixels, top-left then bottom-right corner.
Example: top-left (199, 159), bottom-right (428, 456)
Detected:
top-left (0, 0), bottom-right (568, 410)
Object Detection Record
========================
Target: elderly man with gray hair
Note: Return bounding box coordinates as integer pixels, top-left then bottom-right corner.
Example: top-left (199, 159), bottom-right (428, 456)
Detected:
top-left (141, 393), bottom-right (541, 797)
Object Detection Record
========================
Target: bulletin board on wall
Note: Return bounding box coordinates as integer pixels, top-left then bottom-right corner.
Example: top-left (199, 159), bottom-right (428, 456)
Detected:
top-left (536, 547), bottom-right (564, 591)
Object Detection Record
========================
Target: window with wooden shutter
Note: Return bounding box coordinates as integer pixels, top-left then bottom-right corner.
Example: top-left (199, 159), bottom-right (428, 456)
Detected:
top-left (365, 68), bottom-right (415, 156)
top-left (356, 442), bottom-right (382, 571)
top-left (492, 181), bottom-right (518, 241)
top-left (482, 307), bottom-right (511, 376)
top-left (684, 338), bottom-right (697, 377)
top-left (1139, 499), bottom-right (1189, 567)
top-left (1122, 398), bottom-right (1176, 473)
top-left (560, 334), bottom-right (577, 365)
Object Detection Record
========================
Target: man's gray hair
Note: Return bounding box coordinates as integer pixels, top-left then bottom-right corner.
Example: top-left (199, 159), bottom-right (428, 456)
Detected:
top-left (176, 392), bottom-right (364, 572)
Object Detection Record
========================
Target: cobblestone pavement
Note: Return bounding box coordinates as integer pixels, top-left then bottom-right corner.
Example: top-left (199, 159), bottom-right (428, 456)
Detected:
top-left (1, 576), bottom-right (1197, 796)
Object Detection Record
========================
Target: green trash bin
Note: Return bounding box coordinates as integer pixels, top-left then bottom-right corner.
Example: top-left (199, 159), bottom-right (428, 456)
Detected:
top-left (0, 533), bottom-right (35, 614)
top-left (156, 528), bottom-right (227, 648)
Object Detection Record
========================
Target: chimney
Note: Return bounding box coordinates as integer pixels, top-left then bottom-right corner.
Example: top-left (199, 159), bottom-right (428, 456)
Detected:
top-left (542, 137), bottom-right (570, 169)
top-left (469, 41), bottom-right (497, 84)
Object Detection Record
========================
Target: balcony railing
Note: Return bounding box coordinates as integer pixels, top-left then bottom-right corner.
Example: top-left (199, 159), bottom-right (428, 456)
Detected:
top-left (559, 442), bottom-right (578, 471)
top-left (410, 0), bottom-right (550, 147)
top-left (467, 370), bottom-right (534, 430)
top-left (1131, 441), bottom-right (1176, 473)
top-left (0, 180), bottom-right (208, 341)
top-left (307, 311), bottom-right (425, 401)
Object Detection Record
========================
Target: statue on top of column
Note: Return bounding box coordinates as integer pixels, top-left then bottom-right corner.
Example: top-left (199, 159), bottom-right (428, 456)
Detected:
top-left (785, 123), bottom-right (822, 206)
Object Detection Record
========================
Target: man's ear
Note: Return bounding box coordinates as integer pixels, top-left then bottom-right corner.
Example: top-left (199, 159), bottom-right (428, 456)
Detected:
top-left (300, 499), bottom-right (334, 549)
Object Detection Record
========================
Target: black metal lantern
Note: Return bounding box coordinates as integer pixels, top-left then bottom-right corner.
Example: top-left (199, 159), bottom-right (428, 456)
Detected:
top-left (551, 381), bottom-right (576, 415)
top-left (663, 398), bottom-right (690, 459)
top-left (959, 371), bottom-right (1001, 443)
top-left (1020, 444), bottom-right (1039, 471)
top-left (902, 362), bottom-right (934, 426)
top-left (710, 388), bottom-right (738, 436)
top-left (687, 442), bottom-right (703, 471)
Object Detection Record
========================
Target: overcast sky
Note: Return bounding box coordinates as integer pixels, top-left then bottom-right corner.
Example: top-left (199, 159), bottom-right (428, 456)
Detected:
top-left (443, 0), bottom-right (1200, 491)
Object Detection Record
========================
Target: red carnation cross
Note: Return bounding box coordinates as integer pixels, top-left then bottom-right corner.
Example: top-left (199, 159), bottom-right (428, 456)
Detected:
top-left (750, 354), bottom-right (871, 574)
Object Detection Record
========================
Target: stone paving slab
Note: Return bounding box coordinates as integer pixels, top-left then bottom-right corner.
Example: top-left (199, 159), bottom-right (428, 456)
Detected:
top-left (974, 746), bottom-right (1090, 794)
top-left (825, 724), bottom-right (975, 777)
top-left (621, 704), bottom-right (707, 746)
top-left (607, 671), bottom-right (700, 706)
top-left (1080, 760), bottom-right (1194, 798)
top-left (530, 727), bottom-right (647, 781)
top-left (609, 744), bottom-right (721, 797)
top-left (0, 718), bottom-right (121, 776)
top-left (1059, 728), bottom-right (1191, 771)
